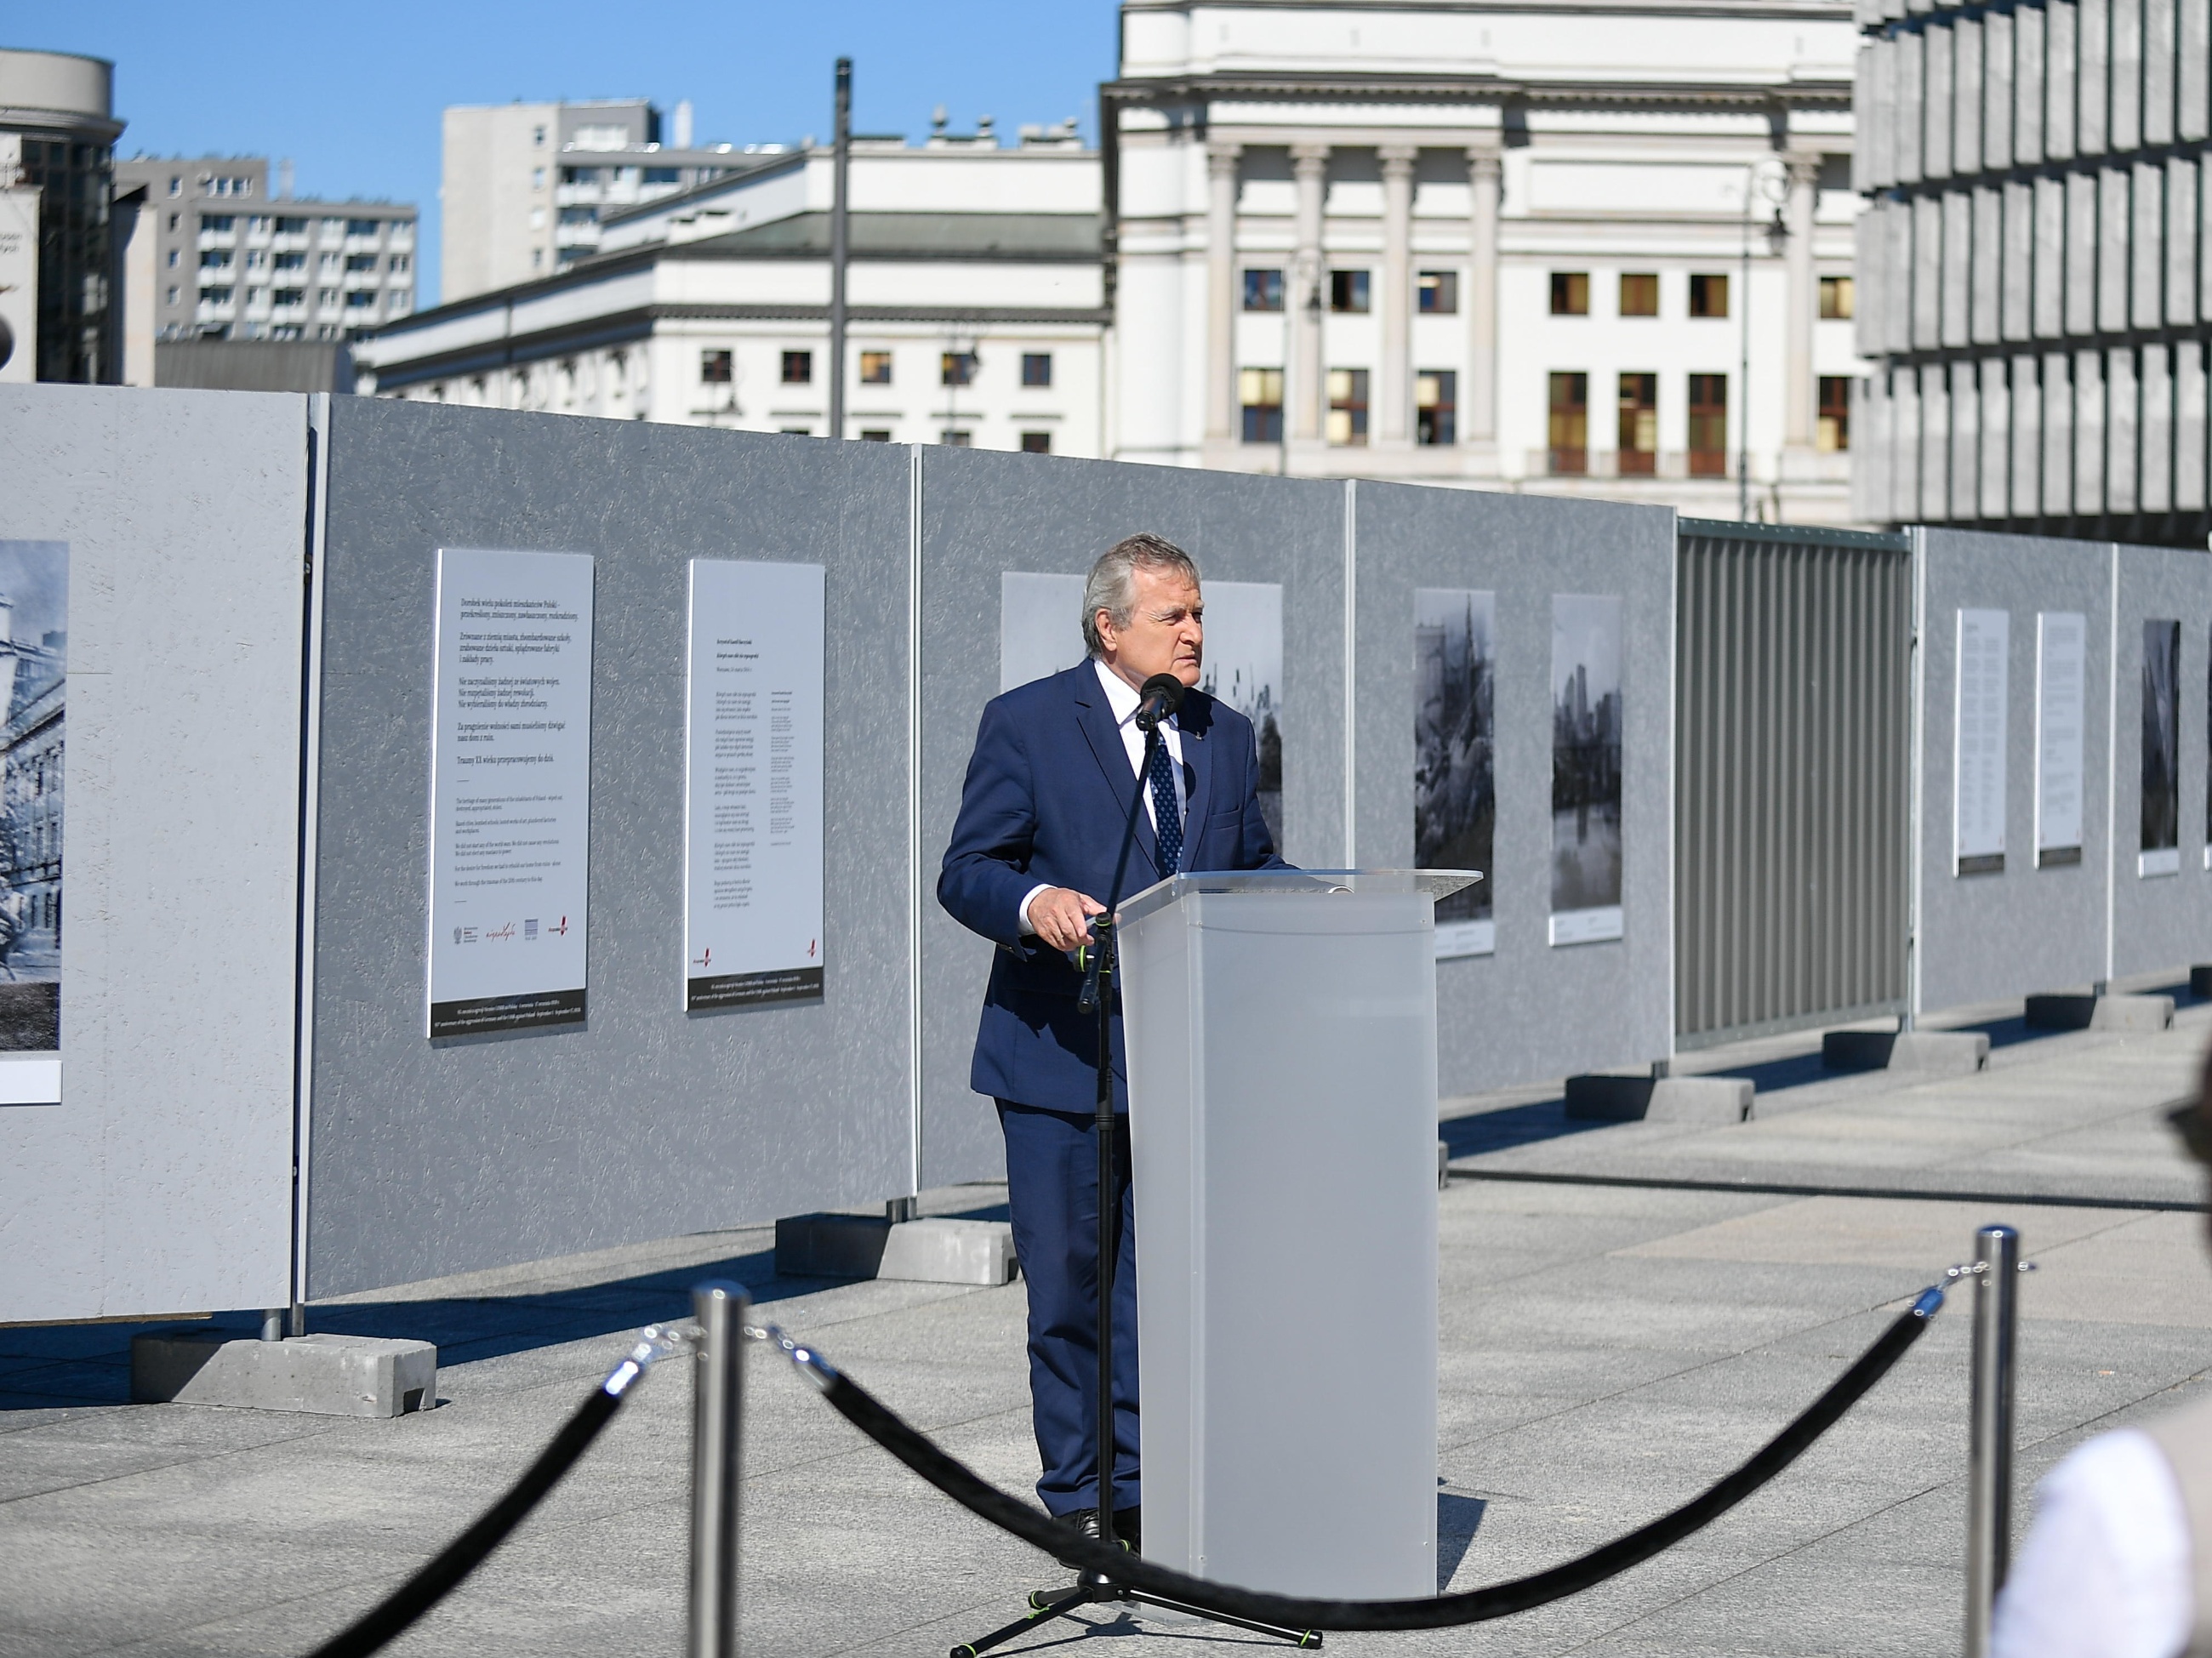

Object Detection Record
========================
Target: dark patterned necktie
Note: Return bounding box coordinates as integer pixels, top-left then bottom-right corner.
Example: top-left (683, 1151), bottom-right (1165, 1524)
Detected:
top-left (1147, 738), bottom-right (1183, 874)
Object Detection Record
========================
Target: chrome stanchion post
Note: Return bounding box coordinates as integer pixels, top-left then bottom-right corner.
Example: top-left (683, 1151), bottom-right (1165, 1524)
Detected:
top-left (690, 1280), bottom-right (750, 1658)
top-left (1964, 1225), bottom-right (2019, 1658)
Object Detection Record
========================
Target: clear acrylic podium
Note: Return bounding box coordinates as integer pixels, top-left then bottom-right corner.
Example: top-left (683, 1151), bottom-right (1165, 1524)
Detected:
top-left (1117, 869), bottom-right (1479, 1600)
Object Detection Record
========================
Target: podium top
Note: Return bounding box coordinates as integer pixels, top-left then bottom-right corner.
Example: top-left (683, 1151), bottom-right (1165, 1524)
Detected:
top-left (1116, 869), bottom-right (1481, 927)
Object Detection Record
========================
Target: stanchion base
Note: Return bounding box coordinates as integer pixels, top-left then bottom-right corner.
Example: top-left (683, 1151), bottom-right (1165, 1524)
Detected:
top-left (949, 1571), bottom-right (1320, 1656)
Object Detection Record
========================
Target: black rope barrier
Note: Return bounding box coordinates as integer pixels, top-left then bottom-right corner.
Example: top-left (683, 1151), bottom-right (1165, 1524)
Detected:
top-left (302, 1336), bottom-right (676, 1658)
top-left (774, 1282), bottom-right (1946, 1632)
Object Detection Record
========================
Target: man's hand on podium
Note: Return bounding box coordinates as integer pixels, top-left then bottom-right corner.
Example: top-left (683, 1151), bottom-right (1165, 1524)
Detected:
top-left (1030, 887), bottom-right (1106, 953)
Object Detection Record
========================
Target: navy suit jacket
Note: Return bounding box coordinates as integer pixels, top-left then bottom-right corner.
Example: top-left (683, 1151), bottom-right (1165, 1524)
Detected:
top-left (938, 662), bottom-right (1289, 1114)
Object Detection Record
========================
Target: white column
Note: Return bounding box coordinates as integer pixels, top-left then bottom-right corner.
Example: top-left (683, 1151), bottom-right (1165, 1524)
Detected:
top-left (1205, 141), bottom-right (1242, 446)
top-left (1378, 145), bottom-right (1417, 449)
top-left (1782, 152), bottom-right (1821, 456)
top-left (1464, 146), bottom-right (1502, 463)
top-left (1291, 142), bottom-right (1330, 447)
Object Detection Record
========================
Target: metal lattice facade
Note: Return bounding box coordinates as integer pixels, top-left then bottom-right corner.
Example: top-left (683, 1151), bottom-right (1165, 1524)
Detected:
top-left (1675, 520), bottom-right (1916, 1046)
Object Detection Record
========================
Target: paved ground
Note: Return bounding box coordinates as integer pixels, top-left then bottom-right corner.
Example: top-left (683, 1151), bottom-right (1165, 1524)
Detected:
top-left (6, 994), bottom-right (2212, 1657)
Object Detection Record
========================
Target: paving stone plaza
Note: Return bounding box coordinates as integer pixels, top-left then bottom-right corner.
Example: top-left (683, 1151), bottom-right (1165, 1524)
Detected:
top-left (5, 990), bottom-right (2209, 1656)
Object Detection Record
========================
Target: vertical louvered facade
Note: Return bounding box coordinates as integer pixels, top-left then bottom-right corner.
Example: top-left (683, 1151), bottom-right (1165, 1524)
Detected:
top-left (1852, 0), bottom-right (2212, 547)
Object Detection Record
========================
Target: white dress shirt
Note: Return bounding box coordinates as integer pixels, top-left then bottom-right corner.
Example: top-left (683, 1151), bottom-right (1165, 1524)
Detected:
top-left (1993, 1427), bottom-right (2192, 1658)
top-left (1017, 658), bottom-right (1189, 935)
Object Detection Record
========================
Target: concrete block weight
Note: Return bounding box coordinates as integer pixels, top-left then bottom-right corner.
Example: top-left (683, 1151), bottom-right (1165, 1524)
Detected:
top-left (1822, 1028), bottom-right (1990, 1074)
top-left (2192, 965), bottom-right (2212, 1000)
top-left (774, 1213), bottom-right (1018, 1285)
top-left (2025, 993), bottom-right (2175, 1032)
top-left (130, 1331), bottom-right (436, 1418)
top-left (1564, 1074), bottom-right (1754, 1124)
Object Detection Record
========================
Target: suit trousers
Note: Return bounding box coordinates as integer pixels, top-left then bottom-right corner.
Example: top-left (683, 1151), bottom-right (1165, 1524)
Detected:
top-left (997, 1098), bottom-right (1140, 1516)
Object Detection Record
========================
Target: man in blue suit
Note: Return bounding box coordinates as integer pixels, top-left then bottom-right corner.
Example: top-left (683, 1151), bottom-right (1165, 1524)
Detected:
top-left (939, 533), bottom-right (1287, 1554)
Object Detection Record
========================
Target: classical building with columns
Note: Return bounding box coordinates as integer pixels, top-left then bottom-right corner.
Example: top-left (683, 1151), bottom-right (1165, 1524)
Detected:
top-left (1103, 0), bottom-right (1868, 523)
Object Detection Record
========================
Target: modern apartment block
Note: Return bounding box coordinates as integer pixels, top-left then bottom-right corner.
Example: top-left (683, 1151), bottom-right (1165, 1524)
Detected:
top-left (113, 157), bottom-right (416, 341)
top-left (1106, 0), bottom-right (1867, 524)
top-left (441, 98), bottom-right (784, 301)
top-left (358, 122), bottom-right (1103, 453)
top-left (1852, 0), bottom-right (2212, 546)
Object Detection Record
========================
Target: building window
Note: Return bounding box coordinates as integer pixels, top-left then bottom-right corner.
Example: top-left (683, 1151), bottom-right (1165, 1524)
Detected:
top-left (1243, 268), bottom-right (1284, 312)
top-left (203, 214), bottom-right (235, 233)
top-left (200, 286), bottom-right (234, 305)
top-left (345, 254), bottom-right (379, 273)
top-left (780, 427), bottom-right (812, 436)
top-left (942, 351), bottom-right (978, 387)
top-left (1688, 373), bottom-right (1729, 474)
top-left (200, 248), bottom-right (231, 268)
top-left (782, 350), bottom-right (812, 385)
top-left (1022, 352), bottom-right (1052, 387)
top-left (1548, 373), bottom-right (1588, 473)
top-left (1690, 274), bottom-right (1730, 318)
top-left (275, 252), bottom-right (305, 271)
top-left (1820, 276), bottom-right (1856, 320)
top-left (939, 430), bottom-right (974, 447)
top-left (1416, 271), bottom-right (1459, 315)
top-left (167, 176), bottom-right (180, 196)
top-left (166, 248), bottom-right (178, 268)
top-left (1620, 273), bottom-right (1660, 316)
top-left (860, 350), bottom-right (892, 385)
top-left (1818, 376), bottom-right (1851, 451)
top-left (167, 213), bottom-right (179, 231)
top-left (391, 254), bottom-right (410, 274)
top-left (1617, 373), bottom-right (1658, 474)
top-left (1327, 368), bottom-right (1370, 446)
top-left (700, 349), bottom-right (733, 384)
top-left (533, 168), bottom-right (546, 190)
top-left (274, 288), bottom-right (305, 306)
top-left (1549, 273), bottom-right (1589, 316)
top-left (1329, 271), bottom-right (1371, 313)
top-left (165, 286), bottom-right (178, 306)
top-left (347, 219), bottom-right (380, 237)
top-left (276, 217), bottom-right (306, 235)
top-left (1240, 367), bottom-right (1284, 443)
top-left (345, 290), bottom-right (376, 309)
top-left (1416, 370), bottom-right (1456, 445)
top-left (1021, 431), bottom-right (1052, 453)
top-left (533, 125), bottom-right (547, 146)
top-left (859, 429), bottom-right (893, 442)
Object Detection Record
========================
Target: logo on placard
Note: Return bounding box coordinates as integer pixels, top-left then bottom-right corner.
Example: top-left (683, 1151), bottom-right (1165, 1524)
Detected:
top-left (525, 918), bottom-right (539, 940)
top-left (487, 923), bottom-right (516, 943)
top-left (693, 946), bottom-right (712, 968)
top-left (808, 938), bottom-right (818, 959)
top-left (552, 915), bottom-right (570, 937)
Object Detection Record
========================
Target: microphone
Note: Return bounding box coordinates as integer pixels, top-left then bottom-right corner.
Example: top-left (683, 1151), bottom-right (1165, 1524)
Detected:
top-left (1134, 672), bottom-right (1185, 732)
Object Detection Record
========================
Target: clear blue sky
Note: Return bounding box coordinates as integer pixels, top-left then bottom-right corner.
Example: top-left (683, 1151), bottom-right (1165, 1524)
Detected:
top-left (38, 3), bottom-right (1122, 306)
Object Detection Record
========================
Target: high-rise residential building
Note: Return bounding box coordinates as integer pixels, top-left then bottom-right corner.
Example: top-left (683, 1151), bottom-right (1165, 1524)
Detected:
top-left (113, 157), bottom-right (416, 342)
top-left (0, 48), bottom-right (124, 384)
top-left (358, 122), bottom-right (1103, 453)
top-left (441, 98), bottom-right (784, 302)
top-left (1103, 0), bottom-right (1867, 524)
top-left (1850, 0), bottom-right (2212, 547)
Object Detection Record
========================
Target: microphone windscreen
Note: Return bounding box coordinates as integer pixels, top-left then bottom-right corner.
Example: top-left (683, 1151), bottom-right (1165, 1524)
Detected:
top-left (1140, 672), bottom-right (1186, 715)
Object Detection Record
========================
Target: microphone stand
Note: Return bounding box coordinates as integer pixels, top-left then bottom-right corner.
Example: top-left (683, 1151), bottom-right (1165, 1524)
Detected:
top-left (951, 692), bottom-right (1317, 1658)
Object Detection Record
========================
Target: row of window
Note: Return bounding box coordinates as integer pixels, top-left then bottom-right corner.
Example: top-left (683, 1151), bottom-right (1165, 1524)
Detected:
top-left (187, 249), bottom-right (408, 276)
top-left (1234, 367), bottom-right (1852, 459)
top-left (1238, 267), bottom-right (1857, 322)
top-left (701, 349), bottom-right (1056, 389)
top-left (187, 285), bottom-right (398, 312)
top-left (849, 430), bottom-right (1055, 453)
top-left (194, 214), bottom-right (401, 238)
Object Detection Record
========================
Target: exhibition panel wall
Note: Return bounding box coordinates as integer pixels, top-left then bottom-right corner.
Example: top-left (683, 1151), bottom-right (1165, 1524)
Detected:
top-left (304, 398), bottom-right (915, 1297)
top-left (1676, 522), bottom-right (1914, 1046)
top-left (0, 388), bottom-right (305, 1323)
top-left (2108, 543), bottom-right (2212, 980)
top-left (915, 448), bottom-right (1348, 1188)
top-left (1348, 482), bottom-right (1676, 1097)
top-left (1916, 529), bottom-right (2114, 1014)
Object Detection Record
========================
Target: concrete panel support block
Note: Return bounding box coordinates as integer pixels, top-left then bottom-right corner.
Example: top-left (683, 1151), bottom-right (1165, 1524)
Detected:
top-left (2090, 994), bottom-right (2175, 1032)
top-left (1564, 1074), bottom-right (1754, 1124)
top-left (130, 1331), bottom-right (436, 1418)
top-left (1823, 1029), bottom-right (1990, 1073)
top-left (2190, 965), bottom-right (2212, 999)
top-left (775, 1212), bottom-right (1018, 1285)
top-left (2024, 993), bottom-right (2099, 1029)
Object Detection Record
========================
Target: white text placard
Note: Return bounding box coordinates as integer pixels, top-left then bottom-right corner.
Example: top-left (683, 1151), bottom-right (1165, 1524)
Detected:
top-left (2034, 612), bottom-right (2086, 865)
top-left (426, 549), bottom-right (594, 1037)
top-left (684, 559), bottom-right (826, 1010)
top-left (1953, 608), bottom-right (2009, 875)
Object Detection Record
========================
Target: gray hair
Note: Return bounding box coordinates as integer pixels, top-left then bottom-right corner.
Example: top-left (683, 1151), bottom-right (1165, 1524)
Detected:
top-left (1081, 533), bottom-right (1201, 657)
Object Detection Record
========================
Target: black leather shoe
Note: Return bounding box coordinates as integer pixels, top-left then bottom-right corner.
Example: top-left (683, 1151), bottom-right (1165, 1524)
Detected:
top-left (1056, 1505), bottom-right (1142, 1564)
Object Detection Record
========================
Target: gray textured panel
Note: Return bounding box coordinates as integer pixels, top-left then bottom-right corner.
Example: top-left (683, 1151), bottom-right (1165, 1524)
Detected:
top-left (2015, 3), bottom-right (2046, 164)
top-left (306, 399), bottom-right (914, 1298)
top-left (0, 386), bottom-right (302, 1322)
top-left (2078, 347), bottom-right (2109, 512)
top-left (915, 449), bottom-right (1346, 1187)
top-left (1926, 23), bottom-right (1956, 180)
top-left (1856, 42), bottom-right (1881, 193)
top-left (2012, 354), bottom-right (2045, 518)
top-left (1895, 366), bottom-right (1924, 521)
top-left (1954, 16), bottom-right (1984, 174)
top-left (1855, 206), bottom-right (1884, 361)
top-left (2169, 158), bottom-right (2200, 327)
top-left (1914, 195), bottom-right (1945, 347)
top-left (2107, 345), bottom-right (2140, 515)
top-left (2080, 0), bottom-right (2112, 155)
top-left (2096, 168), bottom-right (2132, 334)
top-left (2182, 0), bottom-right (2211, 141)
top-left (2176, 342), bottom-right (2208, 514)
top-left (2111, 544), bottom-right (2212, 978)
top-left (2048, 0), bottom-right (2079, 161)
top-left (1983, 11), bottom-right (2013, 170)
top-left (1899, 30), bottom-right (1926, 183)
top-left (1941, 189), bottom-right (1972, 347)
top-left (2141, 345), bottom-right (2173, 514)
top-left (1981, 357), bottom-right (2012, 520)
top-left (1675, 527), bottom-right (1912, 1045)
top-left (2003, 180), bottom-right (2034, 340)
top-left (1349, 484), bottom-right (1673, 1086)
top-left (1856, 375), bottom-right (1891, 523)
top-left (2110, 0), bottom-right (2144, 150)
top-left (2035, 174), bottom-right (2067, 339)
top-left (1951, 358), bottom-right (1981, 519)
top-left (1970, 185), bottom-right (2001, 345)
top-left (1889, 197), bottom-right (1918, 355)
top-left (2134, 162), bottom-right (2166, 328)
top-left (2044, 350), bottom-right (2077, 516)
top-left (2145, 0), bottom-right (2176, 145)
top-left (1922, 361), bottom-right (1952, 520)
top-left (1918, 530), bottom-right (2111, 1011)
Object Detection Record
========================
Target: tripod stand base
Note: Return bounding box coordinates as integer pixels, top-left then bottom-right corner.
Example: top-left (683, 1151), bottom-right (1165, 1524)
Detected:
top-left (948, 1571), bottom-right (1322, 1657)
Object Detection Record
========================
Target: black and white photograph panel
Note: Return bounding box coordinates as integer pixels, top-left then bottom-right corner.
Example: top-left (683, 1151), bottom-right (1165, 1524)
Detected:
top-left (1197, 580), bottom-right (1285, 849)
top-left (1414, 588), bottom-right (1495, 958)
top-left (2142, 616), bottom-right (2181, 876)
top-left (1550, 592), bottom-right (1623, 945)
top-left (1000, 570), bottom-right (1086, 695)
top-left (0, 541), bottom-right (66, 1051)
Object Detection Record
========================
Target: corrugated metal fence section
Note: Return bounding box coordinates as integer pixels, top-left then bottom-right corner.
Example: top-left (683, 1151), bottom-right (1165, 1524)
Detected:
top-left (1675, 520), bottom-right (1916, 1049)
